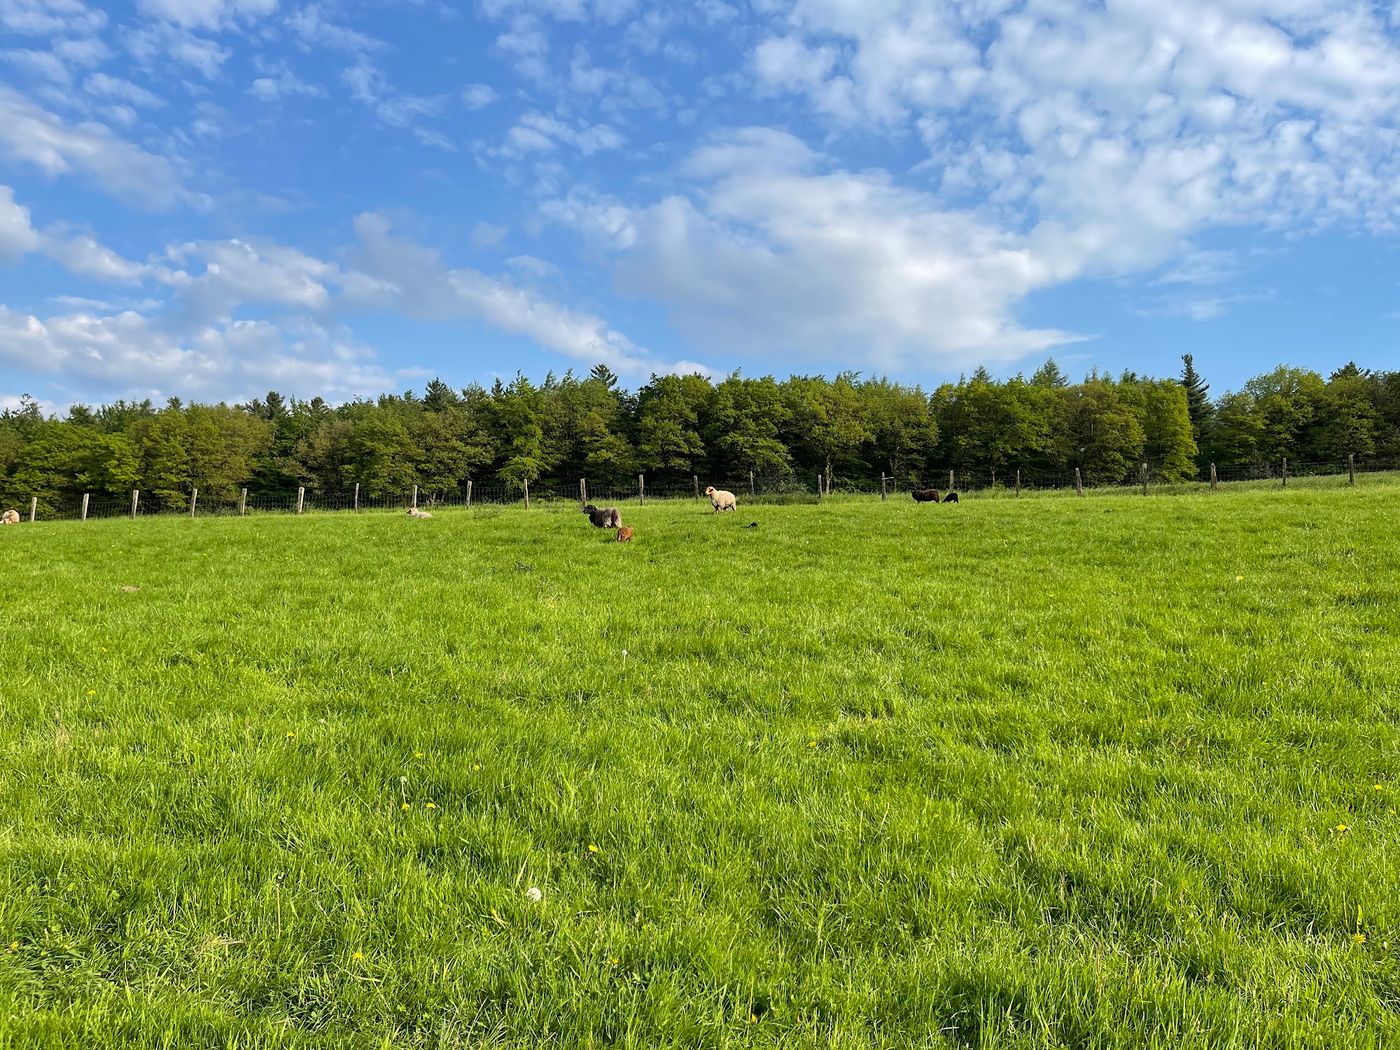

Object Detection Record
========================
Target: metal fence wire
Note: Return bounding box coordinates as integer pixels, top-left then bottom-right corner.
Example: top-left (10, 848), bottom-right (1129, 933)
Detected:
top-left (7, 457), bottom-right (1398, 523)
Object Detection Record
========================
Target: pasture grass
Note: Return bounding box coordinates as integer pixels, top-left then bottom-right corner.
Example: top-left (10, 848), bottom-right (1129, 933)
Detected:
top-left (1, 486), bottom-right (1398, 1048)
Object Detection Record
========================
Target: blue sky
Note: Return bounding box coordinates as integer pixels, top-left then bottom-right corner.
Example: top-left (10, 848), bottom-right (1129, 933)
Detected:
top-left (1, 0), bottom-right (1398, 410)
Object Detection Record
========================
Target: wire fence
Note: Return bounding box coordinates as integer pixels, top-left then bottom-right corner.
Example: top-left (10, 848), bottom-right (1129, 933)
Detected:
top-left (5, 456), bottom-right (1399, 524)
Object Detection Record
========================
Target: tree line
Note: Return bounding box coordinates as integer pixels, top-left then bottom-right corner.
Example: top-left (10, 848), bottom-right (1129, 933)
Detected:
top-left (2, 358), bottom-right (1398, 511)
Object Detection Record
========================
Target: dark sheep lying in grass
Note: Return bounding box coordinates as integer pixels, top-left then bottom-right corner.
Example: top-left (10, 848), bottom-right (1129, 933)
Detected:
top-left (583, 504), bottom-right (621, 528)
top-left (911, 488), bottom-right (941, 503)
top-left (943, 492), bottom-right (959, 503)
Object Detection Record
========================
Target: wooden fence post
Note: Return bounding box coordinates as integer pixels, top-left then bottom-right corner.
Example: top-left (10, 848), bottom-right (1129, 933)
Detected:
top-left (1074, 468), bottom-right (1084, 497)
top-left (948, 469), bottom-right (955, 492)
top-left (411, 484), bottom-right (418, 510)
top-left (1348, 454), bottom-right (1355, 486)
top-left (880, 475), bottom-right (888, 501)
top-left (580, 478), bottom-right (588, 506)
top-left (694, 475), bottom-right (700, 501)
top-left (466, 480), bottom-right (473, 508)
top-left (190, 488), bottom-right (198, 518)
top-left (353, 483), bottom-right (360, 511)
top-left (638, 474), bottom-right (645, 505)
top-left (239, 488), bottom-right (248, 516)
top-left (81, 493), bottom-right (89, 521)
top-left (29, 496), bottom-right (37, 522)
top-left (296, 487), bottom-right (305, 514)
top-left (523, 480), bottom-right (530, 509)
top-left (1015, 470), bottom-right (1021, 498)
top-left (1140, 463), bottom-right (1148, 496)
top-left (817, 474), bottom-right (823, 500)
top-left (1210, 464), bottom-right (1218, 491)
top-left (130, 490), bottom-right (139, 519)
top-left (1282, 458), bottom-right (1288, 488)
top-left (749, 471), bottom-right (755, 498)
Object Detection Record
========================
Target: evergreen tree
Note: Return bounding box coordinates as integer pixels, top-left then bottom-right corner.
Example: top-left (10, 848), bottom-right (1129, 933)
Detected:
top-left (1179, 354), bottom-right (1212, 449)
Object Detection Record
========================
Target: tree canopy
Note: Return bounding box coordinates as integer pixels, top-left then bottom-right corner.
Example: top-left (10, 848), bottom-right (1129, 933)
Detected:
top-left (3, 358), bottom-right (1397, 510)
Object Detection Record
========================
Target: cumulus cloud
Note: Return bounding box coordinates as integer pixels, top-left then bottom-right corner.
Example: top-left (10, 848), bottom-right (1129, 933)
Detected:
top-left (0, 0), bottom-right (106, 37)
top-left (549, 128), bottom-right (1079, 370)
top-left (346, 213), bottom-right (706, 377)
top-left (497, 111), bottom-right (623, 157)
top-left (123, 23), bottom-right (230, 78)
top-left (757, 0), bottom-right (1400, 247)
top-left (0, 186), bottom-right (42, 263)
top-left (0, 304), bottom-right (406, 403)
top-left (286, 4), bottom-right (382, 53)
top-left (136, 0), bottom-right (277, 30)
top-left (462, 83), bottom-right (497, 109)
top-left (83, 72), bottom-right (165, 109)
top-left (0, 89), bottom-right (200, 210)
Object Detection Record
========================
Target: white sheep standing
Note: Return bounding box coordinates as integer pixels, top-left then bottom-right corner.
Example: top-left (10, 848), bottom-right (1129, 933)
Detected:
top-left (703, 486), bottom-right (737, 513)
top-left (0, 509), bottom-right (19, 526)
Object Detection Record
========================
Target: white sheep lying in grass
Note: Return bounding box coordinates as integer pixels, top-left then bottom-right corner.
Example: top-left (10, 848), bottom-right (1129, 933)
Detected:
top-left (0, 509), bottom-right (19, 526)
top-left (704, 486), bottom-right (737, 513)
top-left (407, 508), bottom-right (433, 519)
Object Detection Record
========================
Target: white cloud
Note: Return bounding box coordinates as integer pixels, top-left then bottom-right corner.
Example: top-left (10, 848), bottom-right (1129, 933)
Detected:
top-left (83, 73), bottom-right (165, 109)
top-left (43, 231), bottom-right (150, 283)
top-left (136, 0), bottom-right (277, 30)
top-left (124, 24), bottom-right (229, 78)
top-left (752, 36), bottom-right (837, 92)
top-left (286, 4), bottom-right (382, 53)
top-left (498, 111), bottom-right (623, 157)
top-left (249, 65), bottom-right (325, 102)
top-left (550, 128), bottom-right (1080, 370)
top-left (0, 304), bottom-right (405, 403)
top-left (4, 36), bottom-right (108, 86)
top-left (0, 0), bottom-right (106, 36)
top-left (341, 58), bottom-right (450, 143)
top-left (462, 83), bottom-right (497, 109)
top-left (0, 186), bottom-right (41, 263)
top-left (347, 212), bottom-right (705, 378)
top-left (1156, 249), bottom-right (1240, 287)
top-left (0, 88), bottom-right (200, 211)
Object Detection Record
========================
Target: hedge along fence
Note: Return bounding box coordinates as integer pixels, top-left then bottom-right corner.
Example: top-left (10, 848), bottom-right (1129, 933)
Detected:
top-left (7, 456), bottom-right (1400, 524)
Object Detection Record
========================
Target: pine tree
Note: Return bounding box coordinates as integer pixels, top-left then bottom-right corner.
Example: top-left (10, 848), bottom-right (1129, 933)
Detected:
top-left (1031, 359), bottom-right (1068, 389)
top-left (1180, 354), bottom-right (1212, 442)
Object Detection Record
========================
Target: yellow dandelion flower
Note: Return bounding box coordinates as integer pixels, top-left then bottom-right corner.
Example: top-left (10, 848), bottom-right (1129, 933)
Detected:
top-left (424, 801), bottom-right (437, 810)
top-left (750, 1014), bottom-right (758, 1024)
top-left (401, 802), bottom-right (411, 811)
top-left (587, 843), bottom-right (600, 854)
top-left (414, 751), bottom-right (424, 758)
top-left (286, 731), bottom-right (296, 739)
top-left (473, 763), bottom-right (482, 771)
top-left (1353, 933), bottom-right (1367, 946)
top-left (1235, 575), bottom-right (1244, 581)
top-left (351, 950), bottom-right (365, 961)
top-left (86, 689), bottom-right (96, 696)
top-left (1375, 784), bottom-right (1385, 791)
top-left (609, 957), bottom-right (619, 967)
top-left (808, 740), bottom-right (818, 748)
top-left (1334, 823), bottom-right (1351, 833)
top-left (6, 941), bottom-right (17, 952)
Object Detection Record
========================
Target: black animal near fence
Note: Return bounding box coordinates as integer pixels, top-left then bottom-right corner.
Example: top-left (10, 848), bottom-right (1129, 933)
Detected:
top-left (6, 457), bottom-right (1399, 523)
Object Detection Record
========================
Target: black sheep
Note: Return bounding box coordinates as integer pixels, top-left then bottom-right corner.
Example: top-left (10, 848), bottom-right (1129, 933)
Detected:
top-left (582, 504), bottom-right (622, 528)
top-left (943, 491), bottom-right (959, 503)
top-left (911, 488), bottom-right (941, 503)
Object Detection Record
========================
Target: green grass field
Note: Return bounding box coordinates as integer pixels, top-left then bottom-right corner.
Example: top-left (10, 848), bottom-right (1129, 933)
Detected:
top-left (2, 487), bottom-right (1398, 1048)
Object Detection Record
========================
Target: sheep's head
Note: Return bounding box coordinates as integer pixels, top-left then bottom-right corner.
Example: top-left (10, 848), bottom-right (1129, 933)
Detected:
top-left (704, 487), bottom-right (716, 496)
